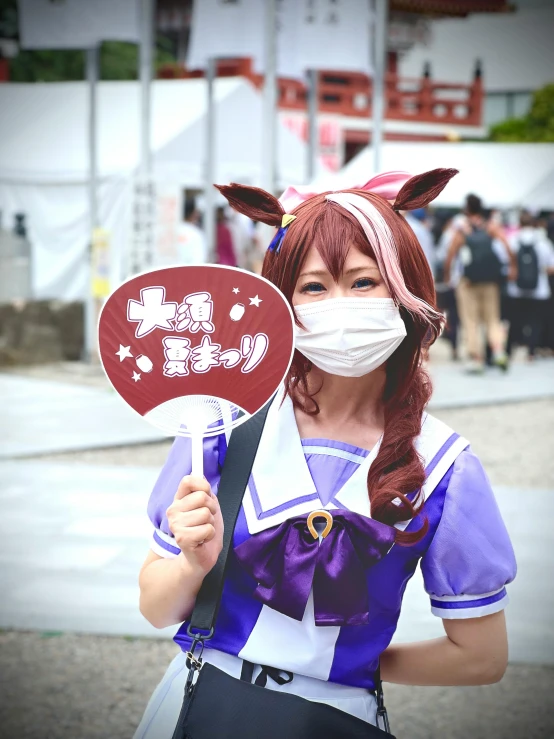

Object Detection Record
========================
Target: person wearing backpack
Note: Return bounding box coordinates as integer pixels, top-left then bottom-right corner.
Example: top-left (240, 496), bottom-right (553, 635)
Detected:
top-left (444, 194), bottom-right (516, 373)
top-left (435, 213), bottom-right (464, 361)
top-left (506, 210), bottom-right (554, 360)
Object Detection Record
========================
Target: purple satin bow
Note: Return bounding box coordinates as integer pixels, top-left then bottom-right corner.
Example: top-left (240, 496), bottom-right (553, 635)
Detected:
top-left (234, 510), bottom-right (396, 626)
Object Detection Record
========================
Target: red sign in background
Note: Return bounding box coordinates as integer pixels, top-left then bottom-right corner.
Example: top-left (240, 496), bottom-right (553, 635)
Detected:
top-left (98, 265), bottom-right (295, 428)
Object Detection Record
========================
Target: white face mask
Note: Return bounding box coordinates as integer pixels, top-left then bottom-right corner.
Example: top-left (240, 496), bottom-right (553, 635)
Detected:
top-left (294, 298), bottom-right (407, 377)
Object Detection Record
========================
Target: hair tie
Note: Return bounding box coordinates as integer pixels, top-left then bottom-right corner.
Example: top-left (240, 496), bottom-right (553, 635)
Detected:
top-left (267, 214), bottom-right (296, 254)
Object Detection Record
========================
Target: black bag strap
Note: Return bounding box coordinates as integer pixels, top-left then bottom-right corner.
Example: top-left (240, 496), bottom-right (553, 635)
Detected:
top-left (374, 663), bottom-right (391, 734)
top-left (188, 398), bottom-right (273, 636)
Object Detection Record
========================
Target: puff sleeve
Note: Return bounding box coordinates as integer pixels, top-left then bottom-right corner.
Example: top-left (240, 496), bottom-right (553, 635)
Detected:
top-left (421, 448), bottom-right (516, 619)
top-left (147, 432), bottom-right (227, 558)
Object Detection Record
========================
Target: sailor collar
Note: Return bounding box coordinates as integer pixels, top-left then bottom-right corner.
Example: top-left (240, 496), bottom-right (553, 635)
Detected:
top-left (239, 391), bottom-right (468, 536)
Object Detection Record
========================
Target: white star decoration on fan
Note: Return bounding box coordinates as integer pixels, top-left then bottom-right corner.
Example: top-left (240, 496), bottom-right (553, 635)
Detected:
top-left (132, 371), bottom-right (141, 382)
top-left (232, 287), bottom-right (240, 294)
top-left (116, 345), bottom-right (133, 361)
top-left (249, 295), bottom-right (262, 307)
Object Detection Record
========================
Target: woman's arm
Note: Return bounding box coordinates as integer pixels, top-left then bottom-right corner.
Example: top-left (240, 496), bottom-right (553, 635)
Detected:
top-left (380, 611), bottom-right (508, 686)
top-left (489, 223), bottom-right (517, 280)
top-left (139, 474), bottom-right (224, 629)
top-left (443, 230), bottom-right (464, 284)
top-left (139, 550), bottom-right (208, 629)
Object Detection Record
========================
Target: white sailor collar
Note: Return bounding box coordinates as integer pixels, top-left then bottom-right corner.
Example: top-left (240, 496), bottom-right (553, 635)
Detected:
top-left (242, 392), bottom-right (372, 534)
top-left (240, 392), bottom-right (468, 536)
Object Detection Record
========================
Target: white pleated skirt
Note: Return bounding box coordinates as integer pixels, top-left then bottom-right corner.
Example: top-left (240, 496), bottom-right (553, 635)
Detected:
top-left (133, 648), bottom-right (378, 739)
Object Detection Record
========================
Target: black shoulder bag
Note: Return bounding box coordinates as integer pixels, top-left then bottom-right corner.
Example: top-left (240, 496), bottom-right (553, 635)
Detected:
top-left (172, 401), bottom-right (395, 739)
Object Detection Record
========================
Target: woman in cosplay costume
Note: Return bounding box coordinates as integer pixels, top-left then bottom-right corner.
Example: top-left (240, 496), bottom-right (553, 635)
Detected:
top-left (134, 170), bottom-right (516, 737)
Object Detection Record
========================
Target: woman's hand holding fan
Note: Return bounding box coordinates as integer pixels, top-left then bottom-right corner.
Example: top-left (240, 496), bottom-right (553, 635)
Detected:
top-left (166, 475), bottom-right (224, 575)
top-left (99, 264), bottom-right (294, 578)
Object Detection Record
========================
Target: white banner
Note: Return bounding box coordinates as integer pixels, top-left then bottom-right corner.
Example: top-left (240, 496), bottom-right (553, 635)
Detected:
top-left (187, 0), bottom-right (372, 79)
top-left (187, 0), bottom-right (265, 72)
top-left (277, 0), bottom-right (373, 79)
top-left (18, 0), bottom-right (140, 50)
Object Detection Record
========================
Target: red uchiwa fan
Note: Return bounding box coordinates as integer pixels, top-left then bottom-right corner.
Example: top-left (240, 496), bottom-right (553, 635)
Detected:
top-left (98, 265), bottom-right (295, 475)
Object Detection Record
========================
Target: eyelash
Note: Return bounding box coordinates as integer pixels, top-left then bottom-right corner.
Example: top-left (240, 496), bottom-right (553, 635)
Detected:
top-left (353, 278), bottom-right (375, 289)
top-left (300, 282), bottom-right (325, 293)
top-left (300, 278), bottom-right (377, 294)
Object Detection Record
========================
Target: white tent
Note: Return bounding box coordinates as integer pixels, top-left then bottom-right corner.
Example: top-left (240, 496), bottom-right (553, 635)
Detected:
top-left (0, 78), bottom-right (314, 300)
top-left (328, 142), bottom-right (554, 211)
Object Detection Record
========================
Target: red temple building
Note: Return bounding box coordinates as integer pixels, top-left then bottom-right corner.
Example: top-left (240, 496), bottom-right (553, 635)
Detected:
top-left (156, 0), bottom-right (513, 169)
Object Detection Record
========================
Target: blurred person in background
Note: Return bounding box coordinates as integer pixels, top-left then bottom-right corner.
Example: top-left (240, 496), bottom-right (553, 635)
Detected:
top-left (215, 206), bottom-right (237, 267)
top-left (249, 221), bottom-right (268, 274)
top-left (403, 207), bottom-right (435, 272)
top-left (445, 194), bottom-right (516, 374)
top-left (435, 211), bottom-right (464, 361)
top-left (484, 209), bottom-right (512, 368)
top-left (544, 213), bottom-right (554, 352)
top-left (228, 209), bottom-right (256, 270)
top-left (176, 200), bottom-right (207, 265)
top-left (506, 210), bottom-right (554, 361)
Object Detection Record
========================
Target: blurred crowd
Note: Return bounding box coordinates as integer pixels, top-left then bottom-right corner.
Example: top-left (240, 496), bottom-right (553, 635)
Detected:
top-left (431, 197), bottom-right (554, 372)
top-left (176, 200), bottom-right (266, 273)
top-left (177, 192), bottom-right (554, 374)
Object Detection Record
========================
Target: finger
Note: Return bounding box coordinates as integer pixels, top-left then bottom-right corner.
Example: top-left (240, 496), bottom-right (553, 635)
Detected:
top-left (170, 491), bottom-right (217, 515)
top-left (174, 508), bottom-right (215, 529)
top-left (175, 475), bottom-right (211, 501)
top-left (177, 524), bottom-right (216, 549)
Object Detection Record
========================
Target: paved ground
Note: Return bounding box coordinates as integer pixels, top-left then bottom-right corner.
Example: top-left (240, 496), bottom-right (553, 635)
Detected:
top-left (2, 351), bottom-right (553, 459)
top-left (433, 398), bottom-right (554, 489)
top-left (1, 351), bottom-right (553, 738)
top-left (0, 461), bottom-right (174, 640)
top-left (28, 395), bottom-right (554, 490)
top-left (0, 632), bottom-right (552, 739)
top-left (0, 374), bottom-right (165, 460)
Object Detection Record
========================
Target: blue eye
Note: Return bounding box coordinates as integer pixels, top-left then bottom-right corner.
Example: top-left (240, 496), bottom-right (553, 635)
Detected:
top-left (301, 282), bottom-right (326, 293)
top-left (352, 278), bottom-right (375, 289)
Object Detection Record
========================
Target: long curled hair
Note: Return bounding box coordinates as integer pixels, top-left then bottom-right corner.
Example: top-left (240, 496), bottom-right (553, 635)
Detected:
top-left (217, 168), bottom-right (457, 545)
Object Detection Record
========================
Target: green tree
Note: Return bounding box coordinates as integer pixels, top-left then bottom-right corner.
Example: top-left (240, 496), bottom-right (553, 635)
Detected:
top-left (8, 49), bottom-right (85, 82)
top-left (0, 0), bottom-right (17, 37)
top-left (489, 84), bottom-right (554, 142)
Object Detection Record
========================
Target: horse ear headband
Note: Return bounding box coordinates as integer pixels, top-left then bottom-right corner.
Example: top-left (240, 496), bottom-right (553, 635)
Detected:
top-left (216, 168), bottom-right (458, 254)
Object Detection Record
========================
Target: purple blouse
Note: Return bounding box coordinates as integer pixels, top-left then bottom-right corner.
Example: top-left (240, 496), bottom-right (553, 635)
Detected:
top-left (147, 427), bottom-right (516, 690)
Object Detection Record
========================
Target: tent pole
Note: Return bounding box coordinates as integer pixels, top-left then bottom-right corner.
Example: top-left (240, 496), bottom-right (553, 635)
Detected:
top-left (307, 69), bottom-right (318, 182)
top-left (205, 57), bottom-right (216, 262)
top-left (139, 0), bottom-right (153, 180)
top-left (138, 0), bottom-right (154, 272)
top-left (262, 0), bottom-right (277, 194)
top-left (129, 0), bottom-right (155, 278)
top-left (84, 45), bottom-right (99, 363)
top-left (372, 0), bottom-right (388, 175)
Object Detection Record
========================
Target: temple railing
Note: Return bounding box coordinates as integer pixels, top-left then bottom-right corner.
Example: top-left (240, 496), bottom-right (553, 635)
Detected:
top-left (158, 58), bottom-right (484, 128)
